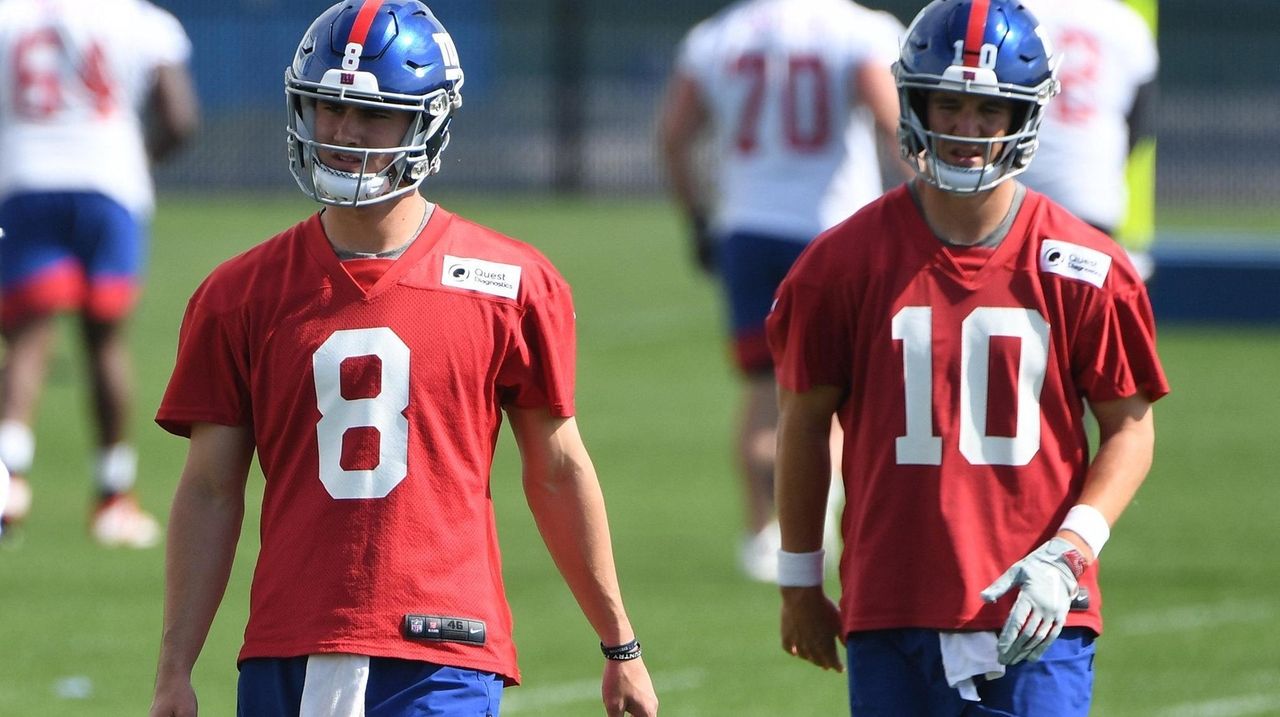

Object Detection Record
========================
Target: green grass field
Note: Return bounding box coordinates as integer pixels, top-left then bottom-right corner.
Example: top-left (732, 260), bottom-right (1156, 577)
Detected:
top-left (1, 194), bottom-right (1278, 716)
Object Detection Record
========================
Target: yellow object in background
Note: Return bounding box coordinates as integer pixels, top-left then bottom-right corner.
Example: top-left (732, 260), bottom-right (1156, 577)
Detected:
top-left (1117, 0), bottom-right (1158, 252)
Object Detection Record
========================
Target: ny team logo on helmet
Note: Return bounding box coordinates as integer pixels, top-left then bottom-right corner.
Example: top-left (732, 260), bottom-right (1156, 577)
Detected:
top-left (894, 0), bottom-right (1059, 193)
top-left (285, 0), bottom-right (464, 207)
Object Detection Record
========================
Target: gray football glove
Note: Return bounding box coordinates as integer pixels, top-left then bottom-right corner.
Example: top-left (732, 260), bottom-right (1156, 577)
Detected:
top-left (980, 537), bottom-right (1087, 665)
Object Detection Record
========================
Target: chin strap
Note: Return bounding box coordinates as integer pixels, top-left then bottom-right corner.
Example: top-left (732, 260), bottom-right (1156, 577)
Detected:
top-left (930, 160), bottom-right (1003, 194)
top-left (313, 160), bottom-right (392, 204)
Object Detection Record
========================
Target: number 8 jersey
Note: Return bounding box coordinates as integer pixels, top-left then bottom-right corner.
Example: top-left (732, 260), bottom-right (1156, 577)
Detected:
top-left (766, 184), bottom-right (1169, 636)
top-left (156, 208), bottom-right (577, 684)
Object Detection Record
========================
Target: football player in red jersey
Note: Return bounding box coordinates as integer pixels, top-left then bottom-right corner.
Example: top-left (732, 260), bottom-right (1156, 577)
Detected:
top-left (147, 2), bottom-right (657, 716)
top-left (767, 0), bottom-right (1168, 714)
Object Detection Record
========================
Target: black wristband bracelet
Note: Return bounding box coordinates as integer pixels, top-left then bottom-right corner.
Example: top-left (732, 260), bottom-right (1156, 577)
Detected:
top-left (600, 639), bottom-right (642, 661)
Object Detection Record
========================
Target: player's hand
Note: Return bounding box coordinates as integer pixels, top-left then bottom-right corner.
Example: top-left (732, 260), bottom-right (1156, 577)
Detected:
top-left (780, 586), bottom-right (844, 672)
top-left (602, 656), bottom-right (659, 716)
top-left (980, 537), bottom-right (1086, 665)
top-left (148, 677), bottom-right (198, 717)
top-left (688, 212), bottom-right (717, 274)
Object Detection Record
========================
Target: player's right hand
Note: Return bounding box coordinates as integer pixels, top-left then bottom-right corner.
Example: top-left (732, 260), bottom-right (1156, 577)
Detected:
top-left (689, 212), bottom-right (717, 274)
top-left (148, 695), bottom-right (197, 717)
top-left (780, 586), bottom-right (844, 672)
top-left (148, 676), bottom-right (198, 717)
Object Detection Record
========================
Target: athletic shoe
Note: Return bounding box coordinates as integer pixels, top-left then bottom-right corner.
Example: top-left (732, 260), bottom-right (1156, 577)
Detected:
top-left (91, 493), bottom-right (160, 549)
top-left (824, 476), bottom-right (844, 563)
top-left (2, 475), bottom-right (31, 529)
top-left (739, 520), bottom-right (781, 583)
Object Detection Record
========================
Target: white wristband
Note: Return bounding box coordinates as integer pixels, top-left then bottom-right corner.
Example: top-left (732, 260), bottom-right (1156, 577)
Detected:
top-left (777, 549), bottom-right (825, 587)
top-left (1059, 504), bottom-right (1111, 557)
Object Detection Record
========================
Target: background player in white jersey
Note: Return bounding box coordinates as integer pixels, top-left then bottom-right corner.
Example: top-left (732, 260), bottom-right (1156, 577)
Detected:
top-left (769, 0), bottom-right (1167, 712)
top-left (0, 0), bottom-right (198, 546)
top-left (1019, 0), bottom-right (1159, 279)
top-left (148, 2), bottom-right (657, 716)
top-left (657, 0), bottom-right (905, 582)
top-left (0, 229), bottom-right (6, 539)
top-left (0, 343), bottom-right (7, 541)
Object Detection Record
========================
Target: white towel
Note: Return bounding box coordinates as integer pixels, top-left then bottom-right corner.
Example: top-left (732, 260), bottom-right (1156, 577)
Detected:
top-left (301, 654), bottom-right (370, 717)
top-left (938, 631), bottom-right (1006, 702)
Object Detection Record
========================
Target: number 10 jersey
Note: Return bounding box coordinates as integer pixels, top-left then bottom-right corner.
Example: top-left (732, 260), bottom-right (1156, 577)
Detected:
top-left (767, 184), bottom-right (1169, 636)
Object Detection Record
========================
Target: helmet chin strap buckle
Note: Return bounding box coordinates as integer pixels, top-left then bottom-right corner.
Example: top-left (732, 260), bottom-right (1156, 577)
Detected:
top-left (428, 93), bottom-right (451, 116)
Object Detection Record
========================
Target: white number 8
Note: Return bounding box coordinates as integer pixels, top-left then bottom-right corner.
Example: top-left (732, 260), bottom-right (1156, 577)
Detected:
top-left (313, 328), bottom-right (410, 499)
top-left (342, 42), bottom-right (363, 71)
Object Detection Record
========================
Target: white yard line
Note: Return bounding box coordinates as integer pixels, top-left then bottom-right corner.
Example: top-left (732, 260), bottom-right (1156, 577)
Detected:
top-left (502, 668), bottom-right (706, 714)
top-left (1110, 600), bottom-right (1275, 636)
top-left (1113, 600), bottom-right (1279, 717)
top-left (1155, 693), bottom-right (1280, 717)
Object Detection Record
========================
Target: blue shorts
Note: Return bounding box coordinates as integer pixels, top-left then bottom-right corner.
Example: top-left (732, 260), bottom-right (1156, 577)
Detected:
top-left (238, 656), bottom-right (504, 717)
top-left (718, 230), bottom-right (809, 374)
top-left (846, 628), bottom-right (1096, 717)
top-left (0, 191), bottom-right (146, 328)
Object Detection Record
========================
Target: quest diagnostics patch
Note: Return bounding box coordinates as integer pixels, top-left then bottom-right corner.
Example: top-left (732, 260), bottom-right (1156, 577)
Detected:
top-left (441, 255), bottom-right (522, 299)
top-left (1039, 239), bottom-right (1112, 288)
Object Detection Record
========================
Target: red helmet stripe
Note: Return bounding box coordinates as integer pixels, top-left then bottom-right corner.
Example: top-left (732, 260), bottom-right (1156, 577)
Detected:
top-left (963, 0), bottom-right (992, 66)
top-left (348, 0), bottom-right (386, 47)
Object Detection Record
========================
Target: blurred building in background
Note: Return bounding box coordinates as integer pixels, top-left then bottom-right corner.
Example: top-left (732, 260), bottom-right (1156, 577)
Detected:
top-left (155, 0), bottom-right (1273, 211)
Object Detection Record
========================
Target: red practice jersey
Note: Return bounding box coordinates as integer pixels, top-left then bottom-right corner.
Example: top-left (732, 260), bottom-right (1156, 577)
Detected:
top-left (156, 208), bottom-right (577, 684)
top-left (767, 184), bottom-right (1169, 636)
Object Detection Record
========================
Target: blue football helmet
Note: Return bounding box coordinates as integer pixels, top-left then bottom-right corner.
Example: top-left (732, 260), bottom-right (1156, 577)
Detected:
top-left (286, 0), bottom-right (464, 206)
top-left (894, 0), bottom-right (1059, 193)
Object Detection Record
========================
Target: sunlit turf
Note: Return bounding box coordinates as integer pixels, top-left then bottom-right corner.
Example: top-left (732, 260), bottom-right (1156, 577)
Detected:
top-left (0, 194), bottom-right (1276, 715)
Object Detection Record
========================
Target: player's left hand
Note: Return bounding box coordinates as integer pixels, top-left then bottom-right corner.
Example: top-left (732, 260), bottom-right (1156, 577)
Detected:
top-left (602, 656), bottom-right (659, 716)
top-left (980, 537), bottom-right (1087, 665)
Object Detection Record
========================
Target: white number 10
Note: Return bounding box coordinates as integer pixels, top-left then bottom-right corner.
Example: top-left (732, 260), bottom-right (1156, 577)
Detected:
top-left (892, 306), bottom-right (1049, 466)
top-left (952, 40), bottom-right (999, 70)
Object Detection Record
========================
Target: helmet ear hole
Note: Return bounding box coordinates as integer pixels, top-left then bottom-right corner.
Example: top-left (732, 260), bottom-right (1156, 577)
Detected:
top-left (907, 89), bottom-right (929, 129)
top-left (1009, 103), bottom-right (1031, 134)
